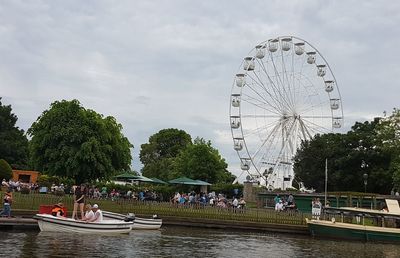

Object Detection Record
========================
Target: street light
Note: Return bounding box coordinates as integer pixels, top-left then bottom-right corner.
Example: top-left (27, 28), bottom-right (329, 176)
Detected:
top-left (363, 173), bottom-right (368, 193)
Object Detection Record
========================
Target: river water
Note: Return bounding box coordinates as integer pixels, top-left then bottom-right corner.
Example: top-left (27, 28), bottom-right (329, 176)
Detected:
top-left (1, 226), bottom-right (399, 258)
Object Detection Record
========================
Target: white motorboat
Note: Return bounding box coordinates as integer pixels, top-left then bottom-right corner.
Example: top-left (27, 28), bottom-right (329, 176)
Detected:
top-left (102, 211), bottom-right (162, 230)
top-left (34, 214), bottom-right (133, 234)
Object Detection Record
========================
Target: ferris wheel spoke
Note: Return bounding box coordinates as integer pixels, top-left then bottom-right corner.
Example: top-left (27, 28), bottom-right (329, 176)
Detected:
top-left (301, 115), bottom-right (333, 119)
top-left (259, 62), bottom-right (288, 108)
top-left (292, 72), bottom-right (324, 114)
top-left (279, 46), bottom-right (296, 110)
top-left (241, 101), bottom-right (281, 117)
top-left (301, 104), bottom-right (326, 116)
top-left (298, 118), bottom-right (313, 140)
top-left (269, 51), bottom-right (294, 112)
top-left (241, 114), bottom-right (281, 118)
top-left (260, 117), bottom-right (296, 165)
top-left (249, 122), bottom-right (281, 164)
top-left (296, 89), bottom-right (329, 113)
top-left (268, 52), bottom-right (291, 108)
top-left (296, 55), bottom-right (307, 97)
top-left (242, 121), bottom-right (279, 138)
top-left (269, 119), bottom-right (297, 175)
top-left (244, 81), bottom-right (283, 114)
top-left (258, 60), bottom-right (291, 112)
top-left (290, 49), bottom-right (296, 107)
top-left (251, 71), bottom-right (286, 111)
top-left (242, 94), bottom-right (279, 115)
top-left (246, 73), bottom-right (284, 112)
top-left (301, 118), bottom-right (332, 134)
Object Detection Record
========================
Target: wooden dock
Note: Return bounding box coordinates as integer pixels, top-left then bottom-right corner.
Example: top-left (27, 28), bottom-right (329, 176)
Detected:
top-left (0, 217), bottom-right (38, 228)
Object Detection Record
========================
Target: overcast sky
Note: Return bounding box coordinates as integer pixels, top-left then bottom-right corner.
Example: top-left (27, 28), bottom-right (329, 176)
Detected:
top-left (1, 1), bottom-right (399, 180)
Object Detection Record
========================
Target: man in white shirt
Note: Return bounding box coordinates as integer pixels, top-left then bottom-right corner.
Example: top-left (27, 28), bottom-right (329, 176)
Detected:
top-left (232, 197), bottom-right (239, 213)
top-left (81, 204), bottom-right (94, 221)
top-left (87, 204), bottom-right (103, 222)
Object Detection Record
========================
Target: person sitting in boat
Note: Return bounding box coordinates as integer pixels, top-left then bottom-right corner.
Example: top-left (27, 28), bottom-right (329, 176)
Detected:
top-left (81, 204), bottom-right (94, 221)
top-left (86, 204), bottom-right (103, 222)
top-left (51, 203), bottom-right (65, 217)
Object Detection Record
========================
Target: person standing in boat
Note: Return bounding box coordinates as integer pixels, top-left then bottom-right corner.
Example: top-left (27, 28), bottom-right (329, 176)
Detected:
top-left (51, 203), bottom-right (65, 217)
top-left (0, 191), bottom-right (12, 217)
top-left (72, 184), bottom-right (86, 220)
top-left (86, 204), bottom-right (103, 222)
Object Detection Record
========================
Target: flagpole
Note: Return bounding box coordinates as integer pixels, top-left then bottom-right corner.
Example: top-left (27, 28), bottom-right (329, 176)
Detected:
top-left (324, 158), bottom-right (328, 206)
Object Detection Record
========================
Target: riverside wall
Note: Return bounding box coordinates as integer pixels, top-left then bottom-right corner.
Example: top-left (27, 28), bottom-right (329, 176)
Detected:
top-left (3, 209), bottom-right (308, 235)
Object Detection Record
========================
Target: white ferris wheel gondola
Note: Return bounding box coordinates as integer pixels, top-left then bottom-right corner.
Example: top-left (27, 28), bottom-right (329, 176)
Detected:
top-left (229, 36), bottom-right (344, 190)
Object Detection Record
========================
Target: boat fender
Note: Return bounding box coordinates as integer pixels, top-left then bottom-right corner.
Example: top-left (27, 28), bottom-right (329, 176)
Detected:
top-left (124, 213), bottom-right (135, 222)
top-left (331, 217), bottom-right (335, 223)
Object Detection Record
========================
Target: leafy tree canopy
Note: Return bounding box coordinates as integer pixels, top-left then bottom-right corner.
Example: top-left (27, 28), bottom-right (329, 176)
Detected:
top-left (28, 99), bottom-right (133, 184)
top-left (0, 97), bottom-right (29, 169)
top-left (377, 109), bottom-right (400, 189)
top-left (140, 128), bottom-right (191, 180)
top-left (173, 137), bottom-right (234, 184)
top-left (294, 117), bottom-right (393, 194)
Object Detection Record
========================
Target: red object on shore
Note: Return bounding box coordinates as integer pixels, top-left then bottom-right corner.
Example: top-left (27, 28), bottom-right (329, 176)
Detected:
top-left (38, 205), bottom-right (67, 217)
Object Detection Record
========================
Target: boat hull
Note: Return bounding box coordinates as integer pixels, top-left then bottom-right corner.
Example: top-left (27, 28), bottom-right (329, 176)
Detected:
top-left (306, 218), bottom-right (400, 242)
top-left (34, 214), bottom-right (133, 234)
top-left (102, 211), bottom-right (162, 230)
top-left (132, 217), bottom-right (162, 230)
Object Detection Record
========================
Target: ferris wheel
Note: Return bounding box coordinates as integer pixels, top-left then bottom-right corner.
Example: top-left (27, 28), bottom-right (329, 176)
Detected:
top-left (230, 36), bottom-right (343, 190)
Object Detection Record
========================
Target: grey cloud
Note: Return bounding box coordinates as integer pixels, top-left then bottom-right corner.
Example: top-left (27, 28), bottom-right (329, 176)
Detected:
top-left (1, 0), bottom-right (399, 180)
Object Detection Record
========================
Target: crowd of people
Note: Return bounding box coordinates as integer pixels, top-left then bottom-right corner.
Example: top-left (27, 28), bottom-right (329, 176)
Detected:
top-left (273, 193), bottom-right (297, 212)
top-left (171, 191), bottom-right (246, 211)
top-left (0, 178), bottom-right (246, 218)
top-left (2, 179), bottom-right (39, 193)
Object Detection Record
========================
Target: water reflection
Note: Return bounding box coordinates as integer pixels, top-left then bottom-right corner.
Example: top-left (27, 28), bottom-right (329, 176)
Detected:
top-left (1, 227), bottom-right (400, 258)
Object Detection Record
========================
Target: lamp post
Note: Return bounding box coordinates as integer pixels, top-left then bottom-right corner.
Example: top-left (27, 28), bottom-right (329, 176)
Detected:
top-left (361, 160), bottom-right (368, 193)
top-left (363, 173), bottom-right (368, 193)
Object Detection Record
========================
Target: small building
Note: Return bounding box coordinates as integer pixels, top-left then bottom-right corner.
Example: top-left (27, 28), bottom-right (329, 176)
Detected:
top-left (12, 170), bottom-right (40, 183)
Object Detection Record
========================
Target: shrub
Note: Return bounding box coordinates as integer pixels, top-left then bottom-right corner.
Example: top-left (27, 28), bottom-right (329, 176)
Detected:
top-left (20, 187), bottom-right (30, 194)
top-left (54, 190), bottom-right (65, 196)
top-left (0, 159), bottom-right (12, 181)
top-left (37, 175), bottom-right (52, 188)
top-left (37, 175), bottom-right (62, 187)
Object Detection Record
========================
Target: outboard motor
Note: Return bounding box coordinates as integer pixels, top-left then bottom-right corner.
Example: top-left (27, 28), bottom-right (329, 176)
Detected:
top-left (124, 213), bottom-right (135, 222)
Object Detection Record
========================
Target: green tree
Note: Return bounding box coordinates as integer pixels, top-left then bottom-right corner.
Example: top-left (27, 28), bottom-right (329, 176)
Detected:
top-left (294, 133), bottom-right (342, 192)
top-left (0, 97), bottom-right (29, 169)
top-left (173, 137), bottom-right (234, 184)
top-left (0, 159), bottom-right (12, 180)
top-left (376, 109), bottom-right (400, 189)
top-left (294, 119), bottom-right (392, 194)
top-left (28, 100), bottom-right (133, 184)
top-left (140, 128), bottom-right (191, 180)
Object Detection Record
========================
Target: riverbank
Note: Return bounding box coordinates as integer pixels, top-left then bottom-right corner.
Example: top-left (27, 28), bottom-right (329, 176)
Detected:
top-left (2, 192), bottom-right (309, 234)
top-left (2, 209), bottom-right (308, 235)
